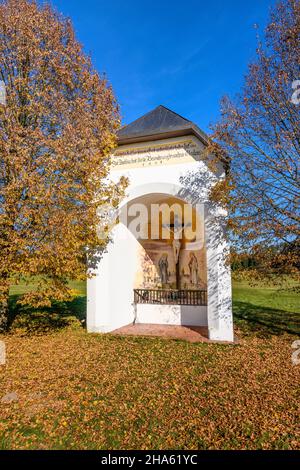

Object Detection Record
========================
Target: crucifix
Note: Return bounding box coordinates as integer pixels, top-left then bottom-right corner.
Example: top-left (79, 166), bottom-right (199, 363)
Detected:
top-left (163, 215), bottom-right (191, 290)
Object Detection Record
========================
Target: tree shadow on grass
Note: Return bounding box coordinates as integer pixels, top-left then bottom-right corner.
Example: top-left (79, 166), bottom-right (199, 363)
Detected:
top-left (8, 294), bottom-right (87, 335)
top-left (233, 301), bottom-right (300, 337)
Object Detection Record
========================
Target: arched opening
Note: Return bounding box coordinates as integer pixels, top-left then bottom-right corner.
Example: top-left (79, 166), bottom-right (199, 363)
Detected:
top-left (120, 192), bottom-right (207, 310)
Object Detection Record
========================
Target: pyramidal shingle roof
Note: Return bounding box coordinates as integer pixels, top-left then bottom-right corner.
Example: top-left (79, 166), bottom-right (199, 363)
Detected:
top-left (117, 105), bottom-right (208, 145)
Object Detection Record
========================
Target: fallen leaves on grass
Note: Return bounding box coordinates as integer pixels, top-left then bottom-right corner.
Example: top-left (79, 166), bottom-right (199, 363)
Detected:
top-left (0, 328), bottom-right (299, 450)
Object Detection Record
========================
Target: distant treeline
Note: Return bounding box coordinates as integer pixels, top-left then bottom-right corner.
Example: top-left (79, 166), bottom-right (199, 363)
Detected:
top-left (231, 238), bottom-right (300, 273)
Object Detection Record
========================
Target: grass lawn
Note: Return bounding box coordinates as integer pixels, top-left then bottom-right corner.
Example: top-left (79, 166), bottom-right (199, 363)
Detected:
top-left (232, 279), bottom-right (299, 336)
top-left (0, 279), bottom-right (299, 450)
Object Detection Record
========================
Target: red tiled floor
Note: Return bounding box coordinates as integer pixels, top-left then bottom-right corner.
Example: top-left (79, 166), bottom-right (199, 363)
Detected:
top-left (111, 323), bottom-right (210, 343)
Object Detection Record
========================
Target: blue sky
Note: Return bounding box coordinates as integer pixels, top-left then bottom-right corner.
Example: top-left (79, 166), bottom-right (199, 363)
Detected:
top-left (51, 0), bottom-right (276, 132)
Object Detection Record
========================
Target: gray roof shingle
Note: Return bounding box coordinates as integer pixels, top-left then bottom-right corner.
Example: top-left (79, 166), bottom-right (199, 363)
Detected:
top-left (117, 105), bottom-right (208, 145)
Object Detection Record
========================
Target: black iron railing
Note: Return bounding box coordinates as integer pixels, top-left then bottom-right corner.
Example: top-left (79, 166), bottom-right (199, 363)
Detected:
top-left (134, 289), bottom-right (207, 306)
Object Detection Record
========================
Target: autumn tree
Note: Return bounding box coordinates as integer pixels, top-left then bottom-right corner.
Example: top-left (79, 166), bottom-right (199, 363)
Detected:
top-left (0, 0), bottom-right (123, 330)
top-left (210, 0), bottom-right (300, 280)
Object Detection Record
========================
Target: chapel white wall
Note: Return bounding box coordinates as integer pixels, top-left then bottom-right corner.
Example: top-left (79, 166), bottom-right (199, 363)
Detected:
top-left (87, 135), bottom-right (234, 342)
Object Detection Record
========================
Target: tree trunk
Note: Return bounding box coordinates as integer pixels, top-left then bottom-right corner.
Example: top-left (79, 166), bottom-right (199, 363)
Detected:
top-left (0, 287), bottom-right (9, 333)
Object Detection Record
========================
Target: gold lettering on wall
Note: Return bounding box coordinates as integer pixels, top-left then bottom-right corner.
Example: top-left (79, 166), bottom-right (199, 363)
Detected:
top-left (112, 141), bottom-right (203, 170)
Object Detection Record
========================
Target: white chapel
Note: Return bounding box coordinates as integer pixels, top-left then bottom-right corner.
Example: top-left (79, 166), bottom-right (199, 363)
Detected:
top-left (87, 105), bottom-right (234, 342)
